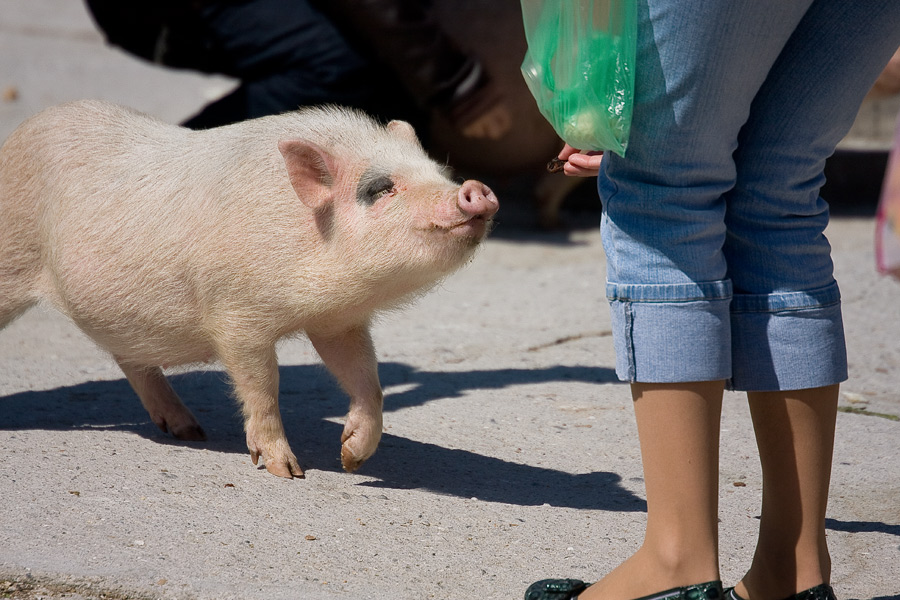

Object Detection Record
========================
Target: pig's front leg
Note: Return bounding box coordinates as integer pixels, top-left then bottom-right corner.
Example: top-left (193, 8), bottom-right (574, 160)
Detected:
top-left (307, 325), bottom-right (383, 472)
top-left (223, 346), bottom-right (304, 479)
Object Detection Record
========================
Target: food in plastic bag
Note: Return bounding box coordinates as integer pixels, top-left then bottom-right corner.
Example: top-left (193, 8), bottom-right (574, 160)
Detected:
top-left (876, 117), bottom-right (900, 279)
top-left (520, 0), bottom-right (636, 155)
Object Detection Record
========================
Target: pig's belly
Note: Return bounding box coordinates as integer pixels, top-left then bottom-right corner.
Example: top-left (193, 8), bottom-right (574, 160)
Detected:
top-left (80, 315), bottom-right (216, 368)
top-left (42, 253), bottom-right (217, 367)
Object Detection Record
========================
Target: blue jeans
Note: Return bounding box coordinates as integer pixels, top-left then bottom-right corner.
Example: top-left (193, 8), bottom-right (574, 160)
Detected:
top-left (599, 0), bottom-right (900, 391)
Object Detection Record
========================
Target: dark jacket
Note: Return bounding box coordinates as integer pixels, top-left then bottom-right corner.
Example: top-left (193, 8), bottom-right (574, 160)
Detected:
top-left (84, 0), bottom-right (498, 129)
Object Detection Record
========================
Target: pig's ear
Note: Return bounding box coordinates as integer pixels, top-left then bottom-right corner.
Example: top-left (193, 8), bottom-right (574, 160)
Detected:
top-left (278, 139), bottom-right (338, 210)
top-left (387, 120), bottom-right (422, 148)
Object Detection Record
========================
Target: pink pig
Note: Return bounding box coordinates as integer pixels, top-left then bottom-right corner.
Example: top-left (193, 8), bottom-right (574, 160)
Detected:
top-left (0, 100), bottom-right (498, 478)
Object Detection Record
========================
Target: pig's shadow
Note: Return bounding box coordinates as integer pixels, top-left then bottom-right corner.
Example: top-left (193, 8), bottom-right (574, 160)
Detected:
top-left (0, 361), bottom-right (645, 511)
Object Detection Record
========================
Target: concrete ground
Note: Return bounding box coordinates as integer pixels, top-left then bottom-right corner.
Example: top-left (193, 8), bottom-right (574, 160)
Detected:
top-left (1, 2), bottom-right (898, 599)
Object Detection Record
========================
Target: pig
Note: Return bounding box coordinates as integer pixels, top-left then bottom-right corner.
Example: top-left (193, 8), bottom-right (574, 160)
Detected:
top-left (0, 99), bottom-right (498, 478)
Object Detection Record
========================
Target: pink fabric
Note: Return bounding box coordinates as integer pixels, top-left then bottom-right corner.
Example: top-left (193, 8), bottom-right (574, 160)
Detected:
top-left (876, 117), bottom-right (900, 278)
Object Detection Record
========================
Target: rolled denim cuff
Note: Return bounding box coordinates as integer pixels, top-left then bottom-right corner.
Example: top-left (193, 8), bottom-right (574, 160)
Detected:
top-left (607, 280), bottom-right (732, 383)
top-left (606, 279), bottom-right (848, 390)
top-left (729, 281), bottom-right (847, 391)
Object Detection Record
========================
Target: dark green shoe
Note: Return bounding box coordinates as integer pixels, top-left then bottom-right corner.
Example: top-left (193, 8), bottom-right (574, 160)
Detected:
top-left (524, 579), bottom-right (723, 600)
top-left (524, 578), bottom-right (589, 600)
top-left (724, 583), bottom-right (837, 600)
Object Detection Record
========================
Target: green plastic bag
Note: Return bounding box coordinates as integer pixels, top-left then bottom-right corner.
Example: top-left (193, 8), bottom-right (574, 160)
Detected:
top-left (520, 0), bottom-right (636, 156)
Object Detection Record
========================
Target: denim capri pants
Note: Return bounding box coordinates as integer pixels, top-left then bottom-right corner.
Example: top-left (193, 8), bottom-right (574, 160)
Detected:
top-left (599, 0), bottom-right (900, 391)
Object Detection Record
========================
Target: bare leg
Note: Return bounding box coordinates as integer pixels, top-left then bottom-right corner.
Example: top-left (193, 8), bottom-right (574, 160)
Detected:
top-left (308, 324), bottom-right (383, 473)
top-left (117, 361), bottom-right (206, 441)
top-left (580, 381), bottom-right (724, 600)
top-left (733, 385), bottom-right (838, 600)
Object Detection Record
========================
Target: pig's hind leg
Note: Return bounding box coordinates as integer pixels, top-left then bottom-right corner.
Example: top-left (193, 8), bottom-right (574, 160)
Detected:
top-left (0, 224), bottom-right (41, 329)
top-left (117, 361), bottom-right (207, 441)
top-left (0, 243), bottom-right (38, 329)
top-left (0, 287), bottom-right (36, 331)
top-left (308, 325), bottom-right (384, 473)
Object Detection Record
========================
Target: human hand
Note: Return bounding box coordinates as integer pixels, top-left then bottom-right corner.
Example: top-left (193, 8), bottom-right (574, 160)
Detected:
top-left (556, 144), bottom-right (604, 177)
top-left (460, 103), bottom-right (513, 140)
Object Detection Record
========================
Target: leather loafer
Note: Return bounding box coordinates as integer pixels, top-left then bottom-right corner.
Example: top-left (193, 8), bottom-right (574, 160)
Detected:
top-left (725, 583), bottom-right (837, 600)
top-left (525, 579), bottom-right (724, 600)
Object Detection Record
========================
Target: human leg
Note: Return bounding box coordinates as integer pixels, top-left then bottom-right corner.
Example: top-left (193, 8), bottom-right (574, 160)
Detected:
top-left (565, 1), bottom-right (815, 598)
top-left (577, 381), bottom-right (724, 600)
top-left (720, 2), bottom-right (900, 597)
top-left (731, 386), bottom-right (838, 600)
top-left (531, 0), bottom-right (897, 597)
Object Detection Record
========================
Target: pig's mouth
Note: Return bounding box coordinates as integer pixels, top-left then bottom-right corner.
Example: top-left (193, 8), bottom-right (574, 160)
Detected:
top-left (438, 215), bottom-right (492, 239)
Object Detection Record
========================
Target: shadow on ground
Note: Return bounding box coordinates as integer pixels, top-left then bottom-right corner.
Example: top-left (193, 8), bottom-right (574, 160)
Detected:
top-left (0, 361), bottom-right (642, 511)
top-left (824, 518), bottom-right (900, 538)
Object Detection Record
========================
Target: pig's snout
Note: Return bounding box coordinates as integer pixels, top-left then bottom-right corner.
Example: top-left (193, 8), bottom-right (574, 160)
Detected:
top-left (458, 180), bottom-right (499, 220)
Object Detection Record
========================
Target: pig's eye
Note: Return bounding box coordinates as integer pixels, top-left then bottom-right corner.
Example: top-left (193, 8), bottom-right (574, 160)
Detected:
top-left (359, 175), bottom-right (395, 206)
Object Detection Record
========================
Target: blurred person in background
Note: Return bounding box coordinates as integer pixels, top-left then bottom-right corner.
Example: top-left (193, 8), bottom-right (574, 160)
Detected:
top-left (84, 0), bottom-right (511, 140)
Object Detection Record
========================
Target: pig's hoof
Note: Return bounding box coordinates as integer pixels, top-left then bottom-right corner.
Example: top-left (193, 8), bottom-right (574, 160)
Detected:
top-left (340, 416), bottom-right (382, 472)
top-left (340, 445), bottom-right (366, 473)
top-left (248, 446), bottom-right (305, 479)
top-left (339, 429), bottom-right (380, 472)
top-left (171, 423), bottom-right (207, 442)
top-left (265, 459), bottom-right (305, 479)
top-left (153, 414), bottom-right (206, 442)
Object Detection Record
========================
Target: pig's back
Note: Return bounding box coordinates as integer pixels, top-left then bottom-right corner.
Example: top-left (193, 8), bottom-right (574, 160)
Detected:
top-left (12, 100), bottom-right (199, 204)
top-left (1, 101), bottom-right (244, 360)
top-left (11, 100), bottom-right (212, 266)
